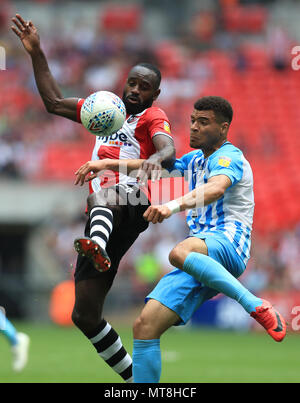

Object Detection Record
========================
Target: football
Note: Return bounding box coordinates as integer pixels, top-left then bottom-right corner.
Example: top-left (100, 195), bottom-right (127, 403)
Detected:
top-left (80, 91), bottom-right (126, 136)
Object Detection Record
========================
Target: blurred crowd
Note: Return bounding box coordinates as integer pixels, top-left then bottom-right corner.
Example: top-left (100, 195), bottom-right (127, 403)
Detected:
top-left (1, 0), bottom-right (299, 299)
top-left (0, 0), bottom-right (295, 180)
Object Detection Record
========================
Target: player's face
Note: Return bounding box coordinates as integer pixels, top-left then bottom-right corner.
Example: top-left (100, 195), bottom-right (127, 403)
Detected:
top-left (190, 109), bottom-right (228, 151)
top-left (123, 67), bottom-right (160, 115)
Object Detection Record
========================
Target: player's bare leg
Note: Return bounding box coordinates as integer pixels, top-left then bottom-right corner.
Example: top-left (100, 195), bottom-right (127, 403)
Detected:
top-left (169, 237), bottom-right (208, 269)
top-left (133, 299), bottom-right (180, 340)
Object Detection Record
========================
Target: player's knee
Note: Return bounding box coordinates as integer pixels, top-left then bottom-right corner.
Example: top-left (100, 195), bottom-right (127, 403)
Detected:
top-left (133, 315), bottom-right (146, 339)
top-left (71, 308), bottom-right (85, 328)
top-left (169, 245), bottom-right (187, 269)
top-left (87, 191), bottom-right (122, 226)
top-left (87, 191), bottom-right (108, 211)
top-left (133, 314), bottom-right (158, 340)
top-left (71, 307), bottom-right (100, 333)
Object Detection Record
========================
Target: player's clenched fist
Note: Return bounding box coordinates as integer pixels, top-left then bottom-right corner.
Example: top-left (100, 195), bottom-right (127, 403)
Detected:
top-left (143, 204), bottom-right (172, 224)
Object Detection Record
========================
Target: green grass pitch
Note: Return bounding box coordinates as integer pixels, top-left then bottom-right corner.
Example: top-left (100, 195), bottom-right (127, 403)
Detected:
top-left (0, 322), bottom-right (299, 383)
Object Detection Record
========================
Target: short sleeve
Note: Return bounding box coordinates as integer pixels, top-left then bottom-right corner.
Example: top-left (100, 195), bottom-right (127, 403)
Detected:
top-left (208, 151), bottom-right (243, 186)
top-left (146, 108), bottom-right (173, 140)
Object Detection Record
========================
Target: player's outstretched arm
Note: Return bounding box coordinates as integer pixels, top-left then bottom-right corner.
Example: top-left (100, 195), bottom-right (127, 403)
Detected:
top-left (74, 157), bottom-right (180, 186)
top-left (11, 14), bottom-right (79, 121)
top-left (74, 159), bottom-right (145, 186)
top-left (144, 174), bottom-right (232, 224)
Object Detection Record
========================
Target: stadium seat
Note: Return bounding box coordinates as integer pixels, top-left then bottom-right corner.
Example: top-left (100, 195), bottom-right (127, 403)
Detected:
top-left (222, 5), bottom-right (268, 33)
top-left (38, 143), bottom-right (92, 181)
top-left (100, 5), bottom-right (141, 32)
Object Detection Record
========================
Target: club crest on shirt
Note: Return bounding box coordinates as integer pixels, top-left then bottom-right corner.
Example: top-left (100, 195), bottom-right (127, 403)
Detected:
top-left (127, 115), bottom-right (138, 124)
top-left (218, 156), bottom-right (232, 168)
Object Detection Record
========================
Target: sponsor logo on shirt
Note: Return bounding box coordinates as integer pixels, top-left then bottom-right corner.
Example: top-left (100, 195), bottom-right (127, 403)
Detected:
top-left (99, 132), bottom-right (132, 147)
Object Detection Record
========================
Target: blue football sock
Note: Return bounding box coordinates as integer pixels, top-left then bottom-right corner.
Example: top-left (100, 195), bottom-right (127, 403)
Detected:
top-left (133, 339), bottom-right (161, 383)
top-left (183, 252), bottom-right (262, 314)
top-left (0, 310), bottom-right (18, 346)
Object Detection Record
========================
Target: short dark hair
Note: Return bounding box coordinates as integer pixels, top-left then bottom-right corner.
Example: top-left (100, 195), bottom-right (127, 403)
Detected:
top-left (194, 96), bottom-right (233, 124)
top-left (134, 62), bottom-right (161, 89)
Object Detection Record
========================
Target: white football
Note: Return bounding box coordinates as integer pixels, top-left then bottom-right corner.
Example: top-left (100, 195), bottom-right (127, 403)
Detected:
top-left (80, 91), bottom-right (126, 136)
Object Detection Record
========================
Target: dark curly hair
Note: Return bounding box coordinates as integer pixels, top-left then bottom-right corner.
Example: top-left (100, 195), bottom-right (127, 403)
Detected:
top-left (194, 96), bottom-right (233, 125)
top-left (134, 63), bottom-right (161, 90)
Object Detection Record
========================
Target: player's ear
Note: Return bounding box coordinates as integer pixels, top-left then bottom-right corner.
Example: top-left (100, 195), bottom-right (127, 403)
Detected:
top-left (153, 89), bottom-right (161, 101)
top-left (220, 121), bottom-right (229, 136)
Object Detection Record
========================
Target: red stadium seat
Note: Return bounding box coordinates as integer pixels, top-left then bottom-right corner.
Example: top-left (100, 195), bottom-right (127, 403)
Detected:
top-left (38, 143), bottom-right (92, 181)
top-left (100, 5), bottom-right (141, 32)
top-left (222, 5), bottom-right (268, 33)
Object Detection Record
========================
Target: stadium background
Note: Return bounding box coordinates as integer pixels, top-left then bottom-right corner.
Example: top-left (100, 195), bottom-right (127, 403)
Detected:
top-left (0, 0), bottom-right (300, 382)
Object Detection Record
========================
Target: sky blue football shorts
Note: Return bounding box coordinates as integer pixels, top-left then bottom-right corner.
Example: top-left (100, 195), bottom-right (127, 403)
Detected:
top-left (146, 232), bottom-right (247, 325)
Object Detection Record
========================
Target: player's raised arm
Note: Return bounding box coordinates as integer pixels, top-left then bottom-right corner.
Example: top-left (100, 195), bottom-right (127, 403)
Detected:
top-left (11, 14), bottom-right (79, 121)
top-left (74, 158), bottom-right (146, 186)
top-left (144, 174), bottom-right (232, 224)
